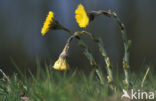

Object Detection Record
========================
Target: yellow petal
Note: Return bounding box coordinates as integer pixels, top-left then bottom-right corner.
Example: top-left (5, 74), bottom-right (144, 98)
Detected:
top-left (41, 11), bottom-right (54, 35)
top-left (75, 4), bottom-right (89, 28)
top-left (53, 57), bottom-right (69, 71)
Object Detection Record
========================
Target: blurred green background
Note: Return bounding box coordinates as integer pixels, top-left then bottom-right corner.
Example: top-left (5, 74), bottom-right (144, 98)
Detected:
top-left (0, 0), bottom-right (156, 74)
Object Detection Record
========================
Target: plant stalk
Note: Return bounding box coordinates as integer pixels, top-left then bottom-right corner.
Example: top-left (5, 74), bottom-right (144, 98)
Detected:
top-left (88, 10), bottom-right (131, 89)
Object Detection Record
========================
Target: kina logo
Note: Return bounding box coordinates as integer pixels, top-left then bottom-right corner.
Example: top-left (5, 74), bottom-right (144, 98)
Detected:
top-left (121, 89), bottom-right (155, 100)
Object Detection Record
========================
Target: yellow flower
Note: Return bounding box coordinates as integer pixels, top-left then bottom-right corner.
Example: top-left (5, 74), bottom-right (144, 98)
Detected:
top-left (41, 11), bottom-right (54, 35)
top-left (75, 4), bottom-right (89, 28)
top-left (53, 57), bottom-right (69, 71)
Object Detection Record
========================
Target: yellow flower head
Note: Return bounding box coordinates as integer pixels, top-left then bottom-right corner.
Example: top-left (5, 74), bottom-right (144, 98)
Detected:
top-left (53, 57), bottom-right (69, 71)
top-left (41, 11), bottom-right (54, 35)
top-left (75, 4), bottom-right (89, 28)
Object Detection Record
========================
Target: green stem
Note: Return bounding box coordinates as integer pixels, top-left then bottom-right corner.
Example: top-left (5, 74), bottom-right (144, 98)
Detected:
top-left (59, 26), bottom-right (104, 84)
top-left (0, 69), bottom-right (10, 83)
top-left (88, 10), bottom-right (131, 89)
top-left (81, 31), bottom-right (113, 84)
top-left (141, 67), bottom-right (150, 87)
top-left (78, 40), bottom-right (104, 85)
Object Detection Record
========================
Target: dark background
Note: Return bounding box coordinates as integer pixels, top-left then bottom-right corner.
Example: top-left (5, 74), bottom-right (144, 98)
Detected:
top-left (0, 0), bottom-right (156, 74)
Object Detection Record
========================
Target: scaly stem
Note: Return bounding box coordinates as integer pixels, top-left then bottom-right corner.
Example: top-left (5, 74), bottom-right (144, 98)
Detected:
top-left (58, 26), bottom-right (104, 84)
top-left (109, 11), bottom-right (131, 89)
top-left (98, 38), bottom-right (113, 84)
top-left (81, 31), bottom-right (113, 84)
top-left (78, 40), bottom-right (104, 85)
top-left (88, 10), bottom-right (131, 89)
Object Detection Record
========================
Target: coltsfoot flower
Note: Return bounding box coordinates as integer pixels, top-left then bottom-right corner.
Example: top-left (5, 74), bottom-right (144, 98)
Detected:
top-left (41, 11), bottom-right (54, 35)
top-left (75, 4), bottom-right (89, 28)
top-left (53, 57), bottom-right (69, 71)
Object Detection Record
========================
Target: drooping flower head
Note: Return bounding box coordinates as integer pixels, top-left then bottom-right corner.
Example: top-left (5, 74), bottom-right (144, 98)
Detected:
top-left (53, 34), bottom-right (72, 71)
top-left (41, 11), bottom-right (54, 35)
top-left (75, 4), bottom-right (89, 28)
top-left (53, 57), bottom-right (69, 71)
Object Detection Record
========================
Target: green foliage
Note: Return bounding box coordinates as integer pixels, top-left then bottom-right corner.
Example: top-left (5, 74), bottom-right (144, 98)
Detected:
top-left (0, 64), bottom-right (155, 101)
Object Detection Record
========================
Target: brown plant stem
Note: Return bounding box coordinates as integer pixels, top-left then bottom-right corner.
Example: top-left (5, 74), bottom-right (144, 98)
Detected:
top-left (59, 34), bottom-right (77, 58)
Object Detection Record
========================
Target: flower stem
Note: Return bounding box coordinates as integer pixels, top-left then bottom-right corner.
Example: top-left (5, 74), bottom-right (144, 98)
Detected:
top-left (59, 26), bottom-right (104, 84)
top-left (60, 34), bottom-right (77, 58)
top-left (78, 40), bottom-right (104, 85)
top-left (81, 31), bottom-right (113, 84)
top-left (88, 10), bottom-right (131, 89)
